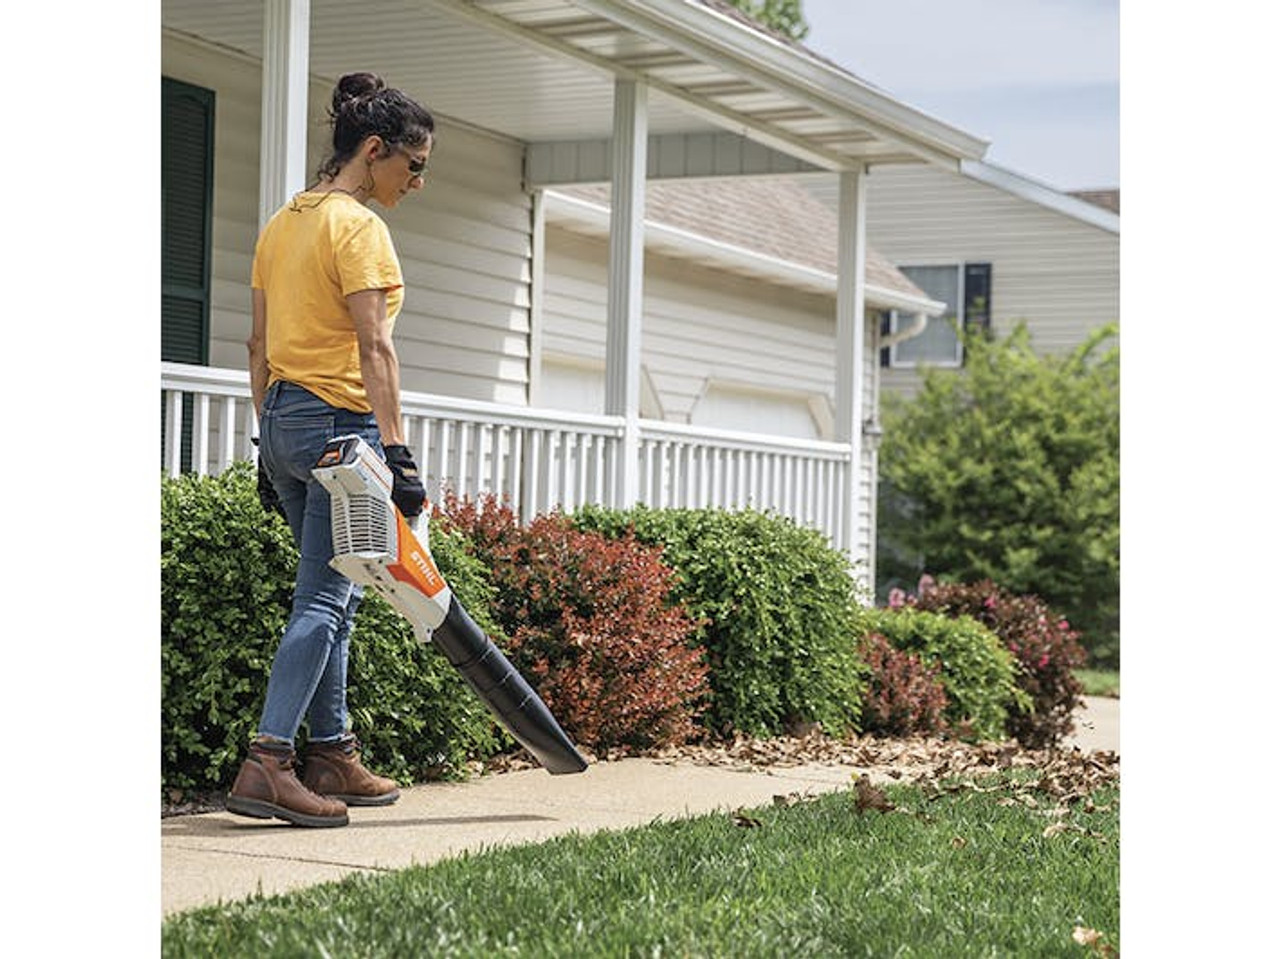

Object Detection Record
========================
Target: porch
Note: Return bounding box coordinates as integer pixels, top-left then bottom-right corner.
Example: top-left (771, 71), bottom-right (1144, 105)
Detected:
top-left (162, 361), bottom-right (856, 553)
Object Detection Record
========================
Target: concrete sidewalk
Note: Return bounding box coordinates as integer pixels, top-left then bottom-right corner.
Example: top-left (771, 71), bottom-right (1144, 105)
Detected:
top-left (161, 697), bottom-right (1118, 917)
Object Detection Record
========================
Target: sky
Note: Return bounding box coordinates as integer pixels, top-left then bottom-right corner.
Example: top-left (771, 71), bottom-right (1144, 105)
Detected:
top-left (798, 0), bottom-right (1119, 192)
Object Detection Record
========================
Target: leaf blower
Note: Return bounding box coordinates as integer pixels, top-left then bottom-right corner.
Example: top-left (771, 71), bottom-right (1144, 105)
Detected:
top-left (312, 434), bottom-right (588, 775)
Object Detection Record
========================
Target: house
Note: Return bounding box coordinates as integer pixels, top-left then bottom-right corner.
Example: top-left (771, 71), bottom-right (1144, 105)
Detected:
top-left (804, 160), bottom-right (1120, 400)
top-left (160, 0), bottom-right (989, 591)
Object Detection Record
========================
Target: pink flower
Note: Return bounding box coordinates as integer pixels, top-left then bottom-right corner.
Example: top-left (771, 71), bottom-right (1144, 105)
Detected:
top-left (888, 588), bottom-right (906, 609)
top-left (918, 574), bottom-right (936, 595)
top-left (984, 595), bottom-right (998, 609)
top-left (1038, 653), bottom-right (1050, 668)
top-left (1058, 620), bottom-right (1070, 631)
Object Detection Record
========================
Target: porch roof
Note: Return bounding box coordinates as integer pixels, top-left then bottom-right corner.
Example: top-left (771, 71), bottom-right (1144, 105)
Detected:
top-left (161, 0), bottom-right (989, 174)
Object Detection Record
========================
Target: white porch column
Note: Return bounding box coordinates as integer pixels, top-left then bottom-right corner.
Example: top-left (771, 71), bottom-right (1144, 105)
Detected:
top-left (604, 79), bottom-right (648, 508)
top-left (834, 167), bottom-right (868, 560)
top-left (259, 0), bottom-right (311, 229)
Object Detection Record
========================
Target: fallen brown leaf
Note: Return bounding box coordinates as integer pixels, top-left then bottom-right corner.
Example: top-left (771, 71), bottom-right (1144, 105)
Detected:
top-left (1072, 926), bottom-right (1102, 946)
top-left (853, 776), bottom-right (895, 814)
top-left (1072, 925), bottom-right (1117, 957)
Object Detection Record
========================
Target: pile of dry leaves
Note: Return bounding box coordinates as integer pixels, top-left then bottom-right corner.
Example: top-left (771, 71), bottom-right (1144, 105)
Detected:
top-left (486, 728), bottom-right (1119, 804)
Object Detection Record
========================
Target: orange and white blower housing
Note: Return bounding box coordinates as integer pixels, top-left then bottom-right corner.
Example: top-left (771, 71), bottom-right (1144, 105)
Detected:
top-left (312, 434), bottom-right (587, 775)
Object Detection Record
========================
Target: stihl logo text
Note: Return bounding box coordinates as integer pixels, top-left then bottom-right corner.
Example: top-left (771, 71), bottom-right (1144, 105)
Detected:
top-left (409, 550), bottom-right (443, 590)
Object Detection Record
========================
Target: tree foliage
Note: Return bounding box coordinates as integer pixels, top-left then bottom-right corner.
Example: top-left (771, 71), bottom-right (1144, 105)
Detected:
top-left (877, 323), bottom-right (1119, 667)
top-left (719, 0), bottom-right (809, 41)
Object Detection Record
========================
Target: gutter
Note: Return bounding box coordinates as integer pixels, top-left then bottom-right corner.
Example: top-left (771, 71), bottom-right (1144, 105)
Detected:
top-left (543, 190), bottom-right (947, 317)
top-left (961, 160), bottom-right (1120, 234)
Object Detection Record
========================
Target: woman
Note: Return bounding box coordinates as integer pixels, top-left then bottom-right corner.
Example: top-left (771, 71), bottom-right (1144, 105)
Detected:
top-left (227, 72), bottom-right (434, 828)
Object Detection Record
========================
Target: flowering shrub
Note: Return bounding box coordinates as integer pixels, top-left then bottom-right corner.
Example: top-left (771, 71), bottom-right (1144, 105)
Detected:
top-left (435, 494), bottom-right (709, 752)
top-left (906, 577), bottom-right (1087, 748)
top-left (857, 632), bottom-right (949, 737)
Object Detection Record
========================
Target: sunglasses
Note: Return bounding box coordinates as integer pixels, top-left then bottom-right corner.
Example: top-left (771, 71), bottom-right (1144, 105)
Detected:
top-left (396, 146), bottom-right (429, 178)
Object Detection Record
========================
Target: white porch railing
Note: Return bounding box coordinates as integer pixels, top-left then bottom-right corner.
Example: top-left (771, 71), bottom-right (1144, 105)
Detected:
top-left (161, 362), bottom-right (853, 550)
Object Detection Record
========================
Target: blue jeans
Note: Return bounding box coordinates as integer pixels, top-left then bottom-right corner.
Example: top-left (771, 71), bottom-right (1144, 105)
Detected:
top-left (256, 381), bottom-right (383, 744)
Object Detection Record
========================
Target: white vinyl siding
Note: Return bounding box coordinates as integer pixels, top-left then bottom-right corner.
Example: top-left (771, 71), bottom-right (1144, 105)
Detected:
top-left (162, 31), bottom-right (532, 405)
top-left (543, 226), bottom-right (835, 428)
top-left (691, 384), bottom-right (821, 440)
top-left (807, 164), bottom-right (1119, 399)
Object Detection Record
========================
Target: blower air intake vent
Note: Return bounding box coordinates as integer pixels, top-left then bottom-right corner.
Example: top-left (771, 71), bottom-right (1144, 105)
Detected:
top-left (331, 490), bottom-right (393, 557)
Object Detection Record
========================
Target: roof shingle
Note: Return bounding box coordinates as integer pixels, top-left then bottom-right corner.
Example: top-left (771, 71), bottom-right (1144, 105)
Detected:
top-left (555, 178), bottom-right (926, 301)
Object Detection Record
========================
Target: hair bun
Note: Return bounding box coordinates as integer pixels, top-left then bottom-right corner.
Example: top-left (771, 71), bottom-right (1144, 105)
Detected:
top-left (332, 72), bottom-right (385, 113)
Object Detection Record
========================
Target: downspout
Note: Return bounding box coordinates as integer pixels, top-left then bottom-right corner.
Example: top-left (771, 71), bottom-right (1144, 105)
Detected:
top-left (880, 311), bottom-right (928, 348)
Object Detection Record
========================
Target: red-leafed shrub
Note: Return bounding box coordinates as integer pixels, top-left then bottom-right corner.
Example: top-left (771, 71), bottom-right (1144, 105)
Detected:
top-left (907, 578), bottom-right (1087, 748)
top-left (857, 632), bottom-right (949, 737)
top-left (435, 494), bottom-right (709, 751)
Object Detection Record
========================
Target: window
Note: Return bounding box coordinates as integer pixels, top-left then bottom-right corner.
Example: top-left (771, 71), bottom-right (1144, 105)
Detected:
top-left (882, 263), bottom-right (991, 368)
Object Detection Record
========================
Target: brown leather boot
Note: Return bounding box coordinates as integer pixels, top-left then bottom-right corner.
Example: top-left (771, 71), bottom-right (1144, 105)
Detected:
top-left (301, 735), bottom-right (401, 806)
top-left (226, 740), bottom-right (349, 828)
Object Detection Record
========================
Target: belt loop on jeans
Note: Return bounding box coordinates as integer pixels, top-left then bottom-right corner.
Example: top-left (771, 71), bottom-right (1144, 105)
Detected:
top-left (264, 380), bottom-right (283, 410)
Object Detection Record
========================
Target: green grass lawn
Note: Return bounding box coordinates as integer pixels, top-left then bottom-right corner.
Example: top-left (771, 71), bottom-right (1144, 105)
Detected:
top-left (1076, 669), bottom-right (1120, 698)
top-left (162, 773), bottom-right (1118, 958)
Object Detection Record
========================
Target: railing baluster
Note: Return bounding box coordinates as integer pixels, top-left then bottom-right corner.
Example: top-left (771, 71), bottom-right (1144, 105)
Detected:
top-left (164, 390), bottom-right (183, 478)
top-left (491, 424), bottom-right (507, 502)
top-left (471, 423), bottom-right (487, 501)
top-left (557, 430), bottom-right (573, 510)
top-left (193, 393), bottom-right (211, 476)
top-left (220, 396), bottom-right (237, 474)
top-left (433, 420), bottom-right (451, 503)
top-left (589, 434), bottom-right (605, 504)
top-left (521, 428), bottom-right (539, 523)
top-left (575, 432), bottom-right (591, 511)
top-left (538, 430), bottom-right (555, 515)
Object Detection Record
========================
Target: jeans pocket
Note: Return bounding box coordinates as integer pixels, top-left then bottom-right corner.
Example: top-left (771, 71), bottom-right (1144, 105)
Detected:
top-left (263, 412), bottom-right (338, 481)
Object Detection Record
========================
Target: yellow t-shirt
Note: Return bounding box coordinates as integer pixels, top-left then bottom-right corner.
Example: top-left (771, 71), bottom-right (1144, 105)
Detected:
top-left (251, 191), bottom-right (404, 413)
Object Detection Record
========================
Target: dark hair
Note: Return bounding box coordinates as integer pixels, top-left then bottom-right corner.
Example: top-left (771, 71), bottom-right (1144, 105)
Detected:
top-left (317, 72), bottom-right (435, 181)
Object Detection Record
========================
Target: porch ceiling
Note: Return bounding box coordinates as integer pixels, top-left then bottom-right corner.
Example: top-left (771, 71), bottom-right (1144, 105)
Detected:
top-left (160, 0), bottom-right (988, 173)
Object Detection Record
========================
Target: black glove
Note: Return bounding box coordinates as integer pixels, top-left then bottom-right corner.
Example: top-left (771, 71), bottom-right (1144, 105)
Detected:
top-left (252, 438), bottom-right (286, 520)
top-left (383, 444), bottom-right (427, 518)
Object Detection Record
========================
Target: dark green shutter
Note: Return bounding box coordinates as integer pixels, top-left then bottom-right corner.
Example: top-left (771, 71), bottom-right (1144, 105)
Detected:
top-left (161, 77), bottom-right (215, 471)
top-left (162, 76), bottom-right (214, 363)
top-left (963, 263), bottom-right (992, 335)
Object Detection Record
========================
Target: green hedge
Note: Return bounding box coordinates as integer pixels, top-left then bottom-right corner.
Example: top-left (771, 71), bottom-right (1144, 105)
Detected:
top-left (571, 505), bottom-right (870, 738)
top-left (863, 607), bottom-right (1028, 741)
top-left (163, 469), bottom-right (1036, 801)
top-left (161, 463), bottom-right (507, 799)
